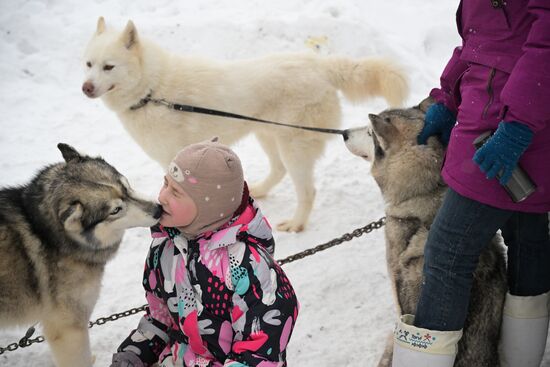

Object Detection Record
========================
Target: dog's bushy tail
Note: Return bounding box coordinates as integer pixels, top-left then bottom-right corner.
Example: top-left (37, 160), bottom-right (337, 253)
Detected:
top-left (322, 56), bottom-right (409, 107)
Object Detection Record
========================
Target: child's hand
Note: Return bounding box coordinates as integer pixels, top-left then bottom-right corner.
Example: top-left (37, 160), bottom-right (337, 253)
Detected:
top-left (110, 351), bottom-right (145, 367)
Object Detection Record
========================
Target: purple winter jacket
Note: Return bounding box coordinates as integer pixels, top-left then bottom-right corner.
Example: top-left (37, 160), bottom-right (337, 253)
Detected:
top-left (431, 0), bottom-right (550, 212)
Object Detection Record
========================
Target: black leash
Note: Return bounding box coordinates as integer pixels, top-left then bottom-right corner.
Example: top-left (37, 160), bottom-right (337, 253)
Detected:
top-left (130, 91), bottom-right (348, 138)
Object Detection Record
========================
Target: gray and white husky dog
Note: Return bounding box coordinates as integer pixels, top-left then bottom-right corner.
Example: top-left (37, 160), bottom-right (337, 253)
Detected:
top-left (0, 143), bottom-right (161, 367)
top-left (344, 98), bottom-right (507, 367)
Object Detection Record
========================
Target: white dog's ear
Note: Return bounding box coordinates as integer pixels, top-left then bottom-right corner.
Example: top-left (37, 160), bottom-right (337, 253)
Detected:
top-left (96, 16), bottom-right (106, 35)
top-left (121, 20), bottom-right (139, 49)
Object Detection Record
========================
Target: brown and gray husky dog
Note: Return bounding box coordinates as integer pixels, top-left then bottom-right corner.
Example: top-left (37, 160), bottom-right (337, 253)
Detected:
top-left (0, 143), bottom-right (162, 367)
top-left (344, 98), bottom-right (507, 367)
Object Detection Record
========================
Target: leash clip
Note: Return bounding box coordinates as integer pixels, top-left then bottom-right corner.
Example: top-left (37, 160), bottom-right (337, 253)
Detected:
top-left (154, 98), bottom-right (174, 108)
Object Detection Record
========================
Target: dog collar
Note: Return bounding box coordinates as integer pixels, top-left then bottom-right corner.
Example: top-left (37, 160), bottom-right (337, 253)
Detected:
top-left (129, 90), bottom-right (153, 110)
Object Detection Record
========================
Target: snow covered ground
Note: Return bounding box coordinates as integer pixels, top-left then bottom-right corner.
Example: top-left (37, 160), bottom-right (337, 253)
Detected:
top-left (1, 0), bottom-right (548, 366)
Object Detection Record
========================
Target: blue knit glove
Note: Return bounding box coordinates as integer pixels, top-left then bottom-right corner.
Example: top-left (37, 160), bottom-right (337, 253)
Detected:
top-left (417, 103), bottom-right (456, 145)
top-left (110, 351), bottom-right (145, 367)
top-left (473, 121), bottom-right (534, 185)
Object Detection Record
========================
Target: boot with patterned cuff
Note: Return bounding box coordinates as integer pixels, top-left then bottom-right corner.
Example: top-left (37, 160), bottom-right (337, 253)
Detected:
top-left (392, 314), bottom-right (463, 367)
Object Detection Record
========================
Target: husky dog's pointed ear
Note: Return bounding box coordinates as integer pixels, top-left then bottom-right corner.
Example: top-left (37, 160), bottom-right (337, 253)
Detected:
top-left (121, 20), bottom-right (138, 50)
top-left (369, 113), bottom-right (398, 150)
top-left (60, 201), bottom-right (84, 233)
top-left (58, 143), bottom-right (83, 163)
top-left (417, 96), bottom-right (436, 114)
top-left (96, 16), bottom-right (106, 35)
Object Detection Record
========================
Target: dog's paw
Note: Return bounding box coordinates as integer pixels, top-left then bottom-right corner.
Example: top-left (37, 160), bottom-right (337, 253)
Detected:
top-left (276, 220), bottom-right (305, 233)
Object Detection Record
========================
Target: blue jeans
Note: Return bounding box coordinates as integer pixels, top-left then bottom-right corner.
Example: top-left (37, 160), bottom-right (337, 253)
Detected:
top-left (414, 188), bottom-right (550, 331)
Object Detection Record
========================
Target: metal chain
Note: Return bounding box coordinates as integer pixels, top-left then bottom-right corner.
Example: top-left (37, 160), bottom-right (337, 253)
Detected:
top-left (88, 305), bottom-right (147, 328)
top-left (0, 217), bottom-right (385, 355)
top-left (276, 216), bottom-right (386, 266)
top-left (0, 326), bottom-right (45, 355)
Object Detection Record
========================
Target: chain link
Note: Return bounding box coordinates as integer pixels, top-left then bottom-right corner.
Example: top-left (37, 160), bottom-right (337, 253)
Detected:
top-left (88, 305), bottom-right (147, 328)
top-left (277, 216), bottom-right (386, 266)
top-left (0, 217), bottom-right (385, 355)
top-left (0, 326), bottom-right (45, 355)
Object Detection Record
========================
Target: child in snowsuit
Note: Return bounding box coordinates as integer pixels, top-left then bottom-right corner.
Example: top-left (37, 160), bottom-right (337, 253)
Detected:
top-left (110, 138), bottom-right (299, 367)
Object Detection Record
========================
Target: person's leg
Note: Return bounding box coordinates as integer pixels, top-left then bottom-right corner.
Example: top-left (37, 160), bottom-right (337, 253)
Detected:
top-left (414, 188), bottom-right (512, 331)
top-left (499, 212), bottom-right (550, 367)
top-left (502, 212), bottom-right (550, 296)
top-left (392, 188), bottom-right (512, 367)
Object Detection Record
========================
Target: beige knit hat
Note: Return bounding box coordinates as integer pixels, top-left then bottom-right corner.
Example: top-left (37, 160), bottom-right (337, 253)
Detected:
top-left (167, 137), bottom-right (244, 238)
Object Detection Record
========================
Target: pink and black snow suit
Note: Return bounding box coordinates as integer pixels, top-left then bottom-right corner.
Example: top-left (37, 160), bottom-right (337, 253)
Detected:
top-left (118, 198), bottom-right (299, 367)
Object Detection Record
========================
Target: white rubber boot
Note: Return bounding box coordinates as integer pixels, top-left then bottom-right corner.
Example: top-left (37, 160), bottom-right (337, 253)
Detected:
top-left (392, 314), bottom-right (462, 367)
top-left (499, 291), bottom-right (550, 367)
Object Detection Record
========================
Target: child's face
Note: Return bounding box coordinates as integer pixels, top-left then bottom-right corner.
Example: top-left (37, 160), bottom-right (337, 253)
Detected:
top-left (158, 175), bottom-right (198, 228)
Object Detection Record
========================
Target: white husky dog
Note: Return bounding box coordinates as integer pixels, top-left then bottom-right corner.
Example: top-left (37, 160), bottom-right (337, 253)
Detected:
top-left (82, 17), bottom-right (409, 232)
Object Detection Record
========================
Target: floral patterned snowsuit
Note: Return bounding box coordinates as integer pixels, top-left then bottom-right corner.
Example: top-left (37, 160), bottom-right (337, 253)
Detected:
top-left (118, 199), bottom-right (299, 367)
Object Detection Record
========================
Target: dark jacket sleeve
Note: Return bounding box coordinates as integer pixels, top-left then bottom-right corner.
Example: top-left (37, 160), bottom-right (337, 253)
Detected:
top-left (501, 0), bottom-right (550, 131)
